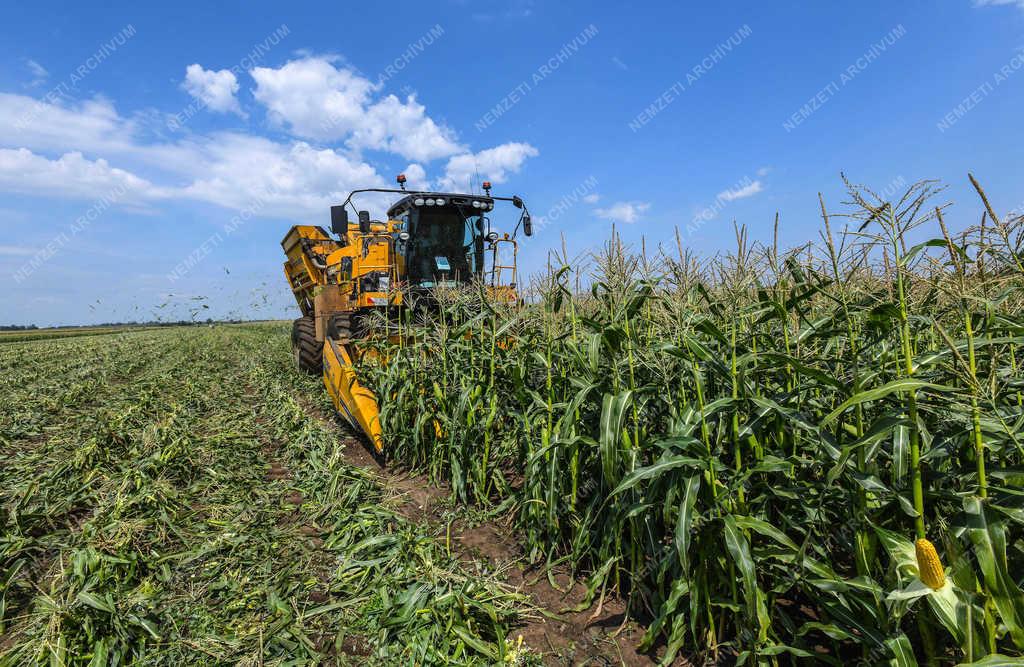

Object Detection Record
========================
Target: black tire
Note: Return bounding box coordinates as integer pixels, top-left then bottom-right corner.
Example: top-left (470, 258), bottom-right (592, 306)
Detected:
top-left (291, 316), bottom-right (323, 374)
top-left (326, 312), bottom-right (353, 340)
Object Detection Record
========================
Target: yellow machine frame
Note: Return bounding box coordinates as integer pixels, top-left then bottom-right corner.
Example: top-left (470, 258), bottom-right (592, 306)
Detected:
top-left (281, 185), bottom-right (530, 455)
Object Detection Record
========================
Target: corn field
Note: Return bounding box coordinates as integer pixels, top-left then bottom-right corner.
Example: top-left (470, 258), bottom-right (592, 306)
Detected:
top-left (362, 177), bottom-right (1024, 665)
top-left (0, 326), bottom-right (530, 665)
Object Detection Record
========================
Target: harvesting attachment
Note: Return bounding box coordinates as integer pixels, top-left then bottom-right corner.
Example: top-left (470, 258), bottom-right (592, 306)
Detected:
top-left (281, 181), bottom-right (531, 455)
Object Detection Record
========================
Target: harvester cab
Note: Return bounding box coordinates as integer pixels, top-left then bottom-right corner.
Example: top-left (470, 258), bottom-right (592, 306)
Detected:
top-left (281, 175), bottom-right (531, 454)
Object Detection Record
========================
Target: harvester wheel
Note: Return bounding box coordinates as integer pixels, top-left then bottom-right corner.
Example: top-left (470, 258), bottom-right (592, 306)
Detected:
top-left (291, 317), bottom-right (322, 374)
top-left (327, 313), bottom-right (353, 340)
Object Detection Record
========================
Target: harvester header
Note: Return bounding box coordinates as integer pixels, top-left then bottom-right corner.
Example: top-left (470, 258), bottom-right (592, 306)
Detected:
top-left (282, 178), bottom-right (532, 454)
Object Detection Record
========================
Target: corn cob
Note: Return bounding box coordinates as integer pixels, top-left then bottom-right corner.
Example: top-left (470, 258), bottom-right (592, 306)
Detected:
top-left (915, 538), bottom-right (945, 590)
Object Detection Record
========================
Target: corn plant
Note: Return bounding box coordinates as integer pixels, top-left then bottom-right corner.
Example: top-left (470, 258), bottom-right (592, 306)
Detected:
top-left (362, 176), bottom-right (1024, 665)
top-left (0, 325), bottom-right (526, 665)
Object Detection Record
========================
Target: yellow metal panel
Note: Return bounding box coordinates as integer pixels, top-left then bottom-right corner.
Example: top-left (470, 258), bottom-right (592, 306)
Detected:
top-left (313, 287), bottom-right (350, 340)
top-left (322, 339), bottom-right (384, 454)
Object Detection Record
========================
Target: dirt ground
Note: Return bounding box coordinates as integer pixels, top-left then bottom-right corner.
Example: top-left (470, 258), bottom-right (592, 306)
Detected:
top-left (300, 397), bottom-right (692, 666)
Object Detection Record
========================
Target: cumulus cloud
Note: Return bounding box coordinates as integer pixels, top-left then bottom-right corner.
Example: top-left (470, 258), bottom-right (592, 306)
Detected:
top-left (182, 64), bottom-right (245, 116)
top-left (176, 134), bottom-right (387, 220)
top-left (350, 94), bottom-right (462, 162)
top-left (0, 72), bottom-right (536, 225)
top-left (0, 100), bottom-right (390, 221)
top-left (251, 56), bottom-right (375, 140)
top-left (0, 92), bottom-right (390, 220)
top-left (402, 163), bottom-right (429, 190)
top-left (717, 179), bottom-right (764, 202)
top-left (594, 201), bottom-right (650, 224)
top-left (0, 148), bottom-right (160, 202)
top-left (0, 94), bottom-right (137, 155)
top-left (440, 142), bottom-right (538, 191)
top-left (251, 55), bottom-right (462, 161)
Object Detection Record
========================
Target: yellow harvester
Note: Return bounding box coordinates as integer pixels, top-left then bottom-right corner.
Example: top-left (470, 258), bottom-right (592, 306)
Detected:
top-left (281, 175), bottom-right (532, 454)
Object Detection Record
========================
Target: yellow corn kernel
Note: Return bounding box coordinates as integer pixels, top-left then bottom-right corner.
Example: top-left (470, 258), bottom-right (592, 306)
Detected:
top-left (915, 538), bottom-right (945, 590)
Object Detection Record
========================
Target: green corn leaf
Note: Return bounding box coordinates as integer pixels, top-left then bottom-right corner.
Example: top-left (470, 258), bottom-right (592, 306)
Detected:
top-left (885, 633), bottom-right (918, 667)
top-left (875, 525), bottom-right (919, 578)
top-left (608, 455), bottom-right (703, 497)
top-left (963, 496), bottom-right (1024, 647)
top-left (818, 597), bottom-right (887, 651)
top-left (723, 514), bottom-right (770, 642)
top-left (77, 591), bottom-right (115, 614)
top-left (822, 378), bottom-right (955, 426)
top-left (733, 515), bottom-right (799, 551)
top-left (599, 390), bottom-right (632, 486)
top-left (674, 474), bottom-right (701, 572)
top-left (893, 423), bottom-right (910, 481)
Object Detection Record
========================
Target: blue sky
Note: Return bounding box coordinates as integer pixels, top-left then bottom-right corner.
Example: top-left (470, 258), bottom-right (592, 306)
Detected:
top-left (2, 1), bottom-right (1023, 326)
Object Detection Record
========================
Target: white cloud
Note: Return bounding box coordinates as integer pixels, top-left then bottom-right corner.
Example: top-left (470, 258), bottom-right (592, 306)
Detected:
top-left (0, 74), bottom-right (536, 225)
top-left (0, 148), bottom-right (159, 202)
top-left (0, 92), bottom-right (390, 220)
top-left (251, 56), bottom-right (462, 161)
top-left (973, 0), bottom-right (1024, 9)
top-left (24, 59), bottom-right (49, 87)
top-left (176, 134), bottom-right (386, 220)
top-left (252, 56), bottom-right (375, 140)
top-left (717, 179), bottom-right (764, 202)
top-left (582, 193), bottom-right (600, 203)
top-left (0, 94), bottom-right (137, 155)
top-left (594, 201), bottom-right (649, 224)
top-left (756, 166), bottom-right (771, 177)
top-left (183, 64), bottom-right (245, 117)
top-left (440, 142), bottom-right (538, 191)
top-left (0, 245), bottom-right (36, 256)
top-left (402, 163), bottom-right (429, 190)
top-left (350, 94), bottom-right (462, 161)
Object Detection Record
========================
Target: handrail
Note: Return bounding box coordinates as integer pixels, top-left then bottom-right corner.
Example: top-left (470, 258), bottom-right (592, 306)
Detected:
top-left (489, 238), bottom-right (518, 287)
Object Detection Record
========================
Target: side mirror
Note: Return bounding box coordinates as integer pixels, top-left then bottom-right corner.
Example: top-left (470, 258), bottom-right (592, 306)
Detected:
top-left (358, 210), bottom-right (371, 235)
top-left (330, 206), bottom-right (349, 236)
top-left (522, 212), bottom-right (533, 237)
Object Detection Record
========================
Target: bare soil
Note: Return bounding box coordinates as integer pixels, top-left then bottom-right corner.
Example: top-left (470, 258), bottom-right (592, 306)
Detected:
top-left (297, 395), bottom-right (692, 666)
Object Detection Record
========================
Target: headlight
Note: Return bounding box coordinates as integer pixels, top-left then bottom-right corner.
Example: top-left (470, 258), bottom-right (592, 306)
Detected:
top-left (434, 198), bottom-right (446, 206)
top-left (471, 201), bottom-right (481, 208)
top-left (482, 201), bottom-right (492, 210)
top-left (425, 198), bottom-right (435, 206)
top-left (414, 198), bottom-right (424, 206)
top-left (398, 231), bottom-right (410, 241)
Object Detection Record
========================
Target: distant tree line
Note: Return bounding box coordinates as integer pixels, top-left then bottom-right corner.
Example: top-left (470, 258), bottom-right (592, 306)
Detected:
top-left (1, 318), bottom-right (273, 330)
